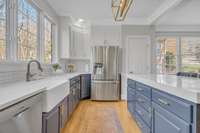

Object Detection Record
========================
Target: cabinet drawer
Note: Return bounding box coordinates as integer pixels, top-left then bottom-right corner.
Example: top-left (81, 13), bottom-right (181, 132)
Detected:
top-left (135, 112), bottom-right (151, 133)
top-left (128, 79), bottom-right (136, 89)
top-left (136, 103), bottom-right (151, 127)
top-left (152, 102), bottom-right (191, 133)
top-left (136, 83), bottom-right (151, 98)
top-left (152, 89), bottom-right (193, 123)
top-left (136, 92), bottom-right (151, 112)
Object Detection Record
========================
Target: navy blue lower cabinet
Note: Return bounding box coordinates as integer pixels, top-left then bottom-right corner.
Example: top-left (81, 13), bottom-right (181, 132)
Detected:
top-left (152, 102), bottom-right (191, 133)
top-left (127, 79), bottom-right (198, 133)
top-left (127, 87), bottom-right (136, 116)
top-left (135, 112), bottom-right (151, 133)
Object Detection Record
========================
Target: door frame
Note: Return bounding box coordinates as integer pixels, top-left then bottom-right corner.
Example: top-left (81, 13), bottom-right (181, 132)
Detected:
top-left (125, 35), bottom-right (151, 74)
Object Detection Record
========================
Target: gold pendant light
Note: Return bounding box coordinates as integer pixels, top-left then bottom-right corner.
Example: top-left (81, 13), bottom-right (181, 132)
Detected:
top-left (112, 0), bottom-right (133, 21)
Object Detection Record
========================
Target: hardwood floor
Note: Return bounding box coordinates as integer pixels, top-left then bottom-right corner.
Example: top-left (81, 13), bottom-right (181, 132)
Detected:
top-left (62, 100), bottom-right (141, 133)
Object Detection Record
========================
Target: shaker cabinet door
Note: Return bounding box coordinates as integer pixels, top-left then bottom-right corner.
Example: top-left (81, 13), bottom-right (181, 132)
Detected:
top-left (81, 74), bottom-right (91, 99)
top-left (43, 107), bottom-right (60, 133)
top-left (127, 87), bottom-right (135, 116)
top-left (60, 97), bottom-right (69, 128)
top-left (152, 103), bottom-right (191, 133)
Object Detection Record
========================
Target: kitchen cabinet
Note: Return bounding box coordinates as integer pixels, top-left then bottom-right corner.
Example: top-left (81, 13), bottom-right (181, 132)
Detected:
top-left (80, 74), bottom-right (91, 99)
top-left (69, 76), bottom-right (81, 116)
top-left (43, 106), bottom-right (60, 133)
top-left (127, 79), bottom-right (196, 133)
top-left (127, 87), bottom-right (136, 116)
top-left (70, 27), bottom-right (90, 59)
top-left (152, 102), bottom-right (191, 133)
top-left (60, 96), bottom-right (69, 129)
top-left (59, 16), bottom-right (90, 59)
top-left (68, 92), bottom-right (74, 117)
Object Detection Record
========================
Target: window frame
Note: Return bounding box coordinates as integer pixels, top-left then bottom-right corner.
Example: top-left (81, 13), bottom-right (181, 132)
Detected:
top-left (43, 16), bottom-right (54, 64)
top-left (0, 0), bottom-right (57, 64)
top-left (180, 37), bottom-right (200, 73)
top-left (17, 0), bottom-right (40, 61)
top-left (156, 35), bottom-right (200, 74)
top-left (156, 37), bottom-right (178, 74)
top-left (0, 0), bottom-right (9, 60)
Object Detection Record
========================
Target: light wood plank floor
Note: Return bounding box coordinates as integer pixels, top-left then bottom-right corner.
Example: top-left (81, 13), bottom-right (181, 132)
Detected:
top-left (62, 100), bottom-right (141, 133)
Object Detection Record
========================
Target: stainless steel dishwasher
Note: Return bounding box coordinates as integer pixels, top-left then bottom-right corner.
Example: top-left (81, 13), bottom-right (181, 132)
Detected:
top-left (0, 93), bottom-right (43, 133)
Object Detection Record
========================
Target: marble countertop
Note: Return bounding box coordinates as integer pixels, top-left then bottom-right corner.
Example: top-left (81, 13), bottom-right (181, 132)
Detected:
top-left (127, 74), bottom-right (200, 103)
top-left (0, 73), bottom-right (84, 111)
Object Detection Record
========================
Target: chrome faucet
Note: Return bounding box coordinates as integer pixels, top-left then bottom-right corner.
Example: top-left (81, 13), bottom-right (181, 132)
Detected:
top-left (26, 60), bottom-right (43, 81)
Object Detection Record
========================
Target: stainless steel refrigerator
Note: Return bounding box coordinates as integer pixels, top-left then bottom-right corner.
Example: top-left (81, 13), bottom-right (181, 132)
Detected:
top-left (91, 46), bottom-right (120, 101)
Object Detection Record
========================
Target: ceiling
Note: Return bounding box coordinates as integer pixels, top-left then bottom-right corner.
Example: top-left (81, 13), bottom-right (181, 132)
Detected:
top-left (46, 0), bottom-right (166, 24)
top-left (155, 0), bottom-right (200, 25)
top-left (46, 0), bottom-right (200, 25)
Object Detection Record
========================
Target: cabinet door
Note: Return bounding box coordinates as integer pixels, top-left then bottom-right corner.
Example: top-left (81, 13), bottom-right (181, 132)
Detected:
top-left (43, 107), bottom-right (60, 133)
top-left (81, 74), bottom-right (91, 99)
top-left (75, 83), bottom-right (80, 107)
top-left (70, 28), bottom-right (90, 58)
top-left (152, 103), bottom-right (191, 133)
top-left (68, 93), bottom-right (74, 117)
top-left (60, 97), bottom-right (69, 128)
top-left (127, 87), bottom-right (135, 116)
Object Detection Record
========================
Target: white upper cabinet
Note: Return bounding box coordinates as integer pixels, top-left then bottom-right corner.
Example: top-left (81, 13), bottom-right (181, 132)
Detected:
top-left (70, 27), bottom-right (91, 59)
top-left (59, 17), bottom-right (71, 59)
top-left (59, 17), bottom-right (91, 59)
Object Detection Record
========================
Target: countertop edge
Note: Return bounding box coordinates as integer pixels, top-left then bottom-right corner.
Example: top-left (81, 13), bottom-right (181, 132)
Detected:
top-left (127, 74), bottom-right (200, 104)
top-left (0, 73), bottom-right (86, 111)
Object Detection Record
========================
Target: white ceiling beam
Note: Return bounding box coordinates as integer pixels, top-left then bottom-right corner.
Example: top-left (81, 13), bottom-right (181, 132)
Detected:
top-left (147, 0), bottom-right (184, 24)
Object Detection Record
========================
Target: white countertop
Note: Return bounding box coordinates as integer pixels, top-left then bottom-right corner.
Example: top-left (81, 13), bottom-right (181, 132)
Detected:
top-left (127, 74), bottom-right (200, 103)
top-left (0, 73), bottom-right (83, 111)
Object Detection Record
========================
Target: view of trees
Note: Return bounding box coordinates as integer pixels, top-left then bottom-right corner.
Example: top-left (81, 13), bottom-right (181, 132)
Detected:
top-left (181, 37), bottom-right (200, 72)
top-left (44, 18), bottom-right (52, 64)
top-left (18, 0), bottom-right (38, 61)
top-left (156, 38), bottom-right (177, 74)
top-left (0, 0), bottom-right (6, 60)
top-left (0, 0), bottom-right (53, 63)
top-left (157, 37), bottom-right (200, 74)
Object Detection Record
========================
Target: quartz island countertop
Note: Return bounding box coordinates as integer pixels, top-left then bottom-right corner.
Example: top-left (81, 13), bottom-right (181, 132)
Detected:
top-left (127, 74), bottom-right (200, 103)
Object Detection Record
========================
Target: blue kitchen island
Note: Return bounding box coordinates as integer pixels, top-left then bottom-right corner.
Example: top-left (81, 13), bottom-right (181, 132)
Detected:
top-left (127, 74), bottom-right (200, 133)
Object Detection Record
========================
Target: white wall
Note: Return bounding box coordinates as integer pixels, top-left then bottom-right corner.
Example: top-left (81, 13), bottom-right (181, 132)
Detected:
top-left (120, 25), bottom-right (156, 100)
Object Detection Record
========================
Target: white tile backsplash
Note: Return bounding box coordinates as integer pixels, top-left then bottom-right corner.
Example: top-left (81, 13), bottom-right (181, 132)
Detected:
top-left (0, 62), bottom-right (53, 84)
top-left (60, 59), bottom-right (91, 73)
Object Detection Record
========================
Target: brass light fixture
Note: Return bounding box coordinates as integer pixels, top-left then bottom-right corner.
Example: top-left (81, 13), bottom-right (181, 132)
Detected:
top-left (112, 0), bottom-right (133, 21)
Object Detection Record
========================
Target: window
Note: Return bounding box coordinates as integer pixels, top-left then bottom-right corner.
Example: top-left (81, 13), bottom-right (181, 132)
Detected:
top-left (44, 17), bottom-right (53, 64)
top-left (156, 37), bottom-right (177, 74)
top-left (0, 0), bottom-right (6, 60)
top-left (156, 36), bottom-right (200, 74)
top-left (181, 37), bottom-right (200, 73)
top-left (17, 0), bottom-right (38, 61)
